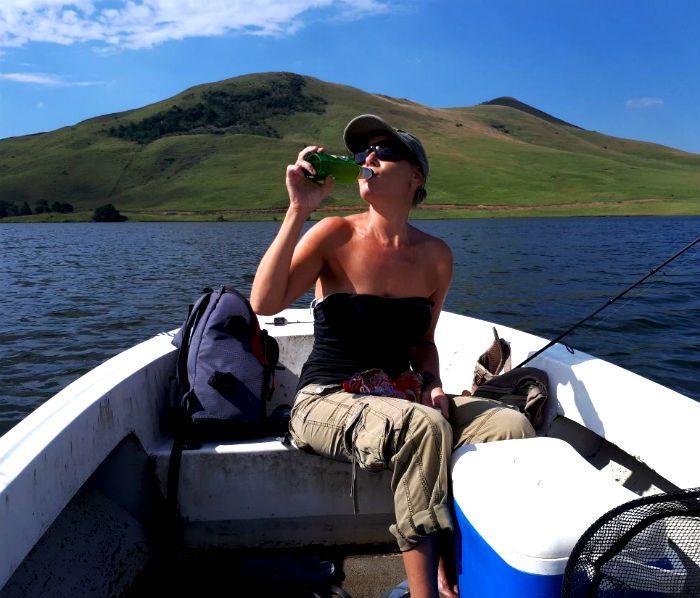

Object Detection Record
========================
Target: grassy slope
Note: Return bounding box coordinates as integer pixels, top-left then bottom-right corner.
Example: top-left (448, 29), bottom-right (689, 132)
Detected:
top-left (0, 72), bottom-right (698, 221)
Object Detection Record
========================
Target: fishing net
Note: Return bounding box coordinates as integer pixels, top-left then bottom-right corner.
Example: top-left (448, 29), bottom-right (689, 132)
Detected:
top-left (561, 487), bottom-right (700, 598)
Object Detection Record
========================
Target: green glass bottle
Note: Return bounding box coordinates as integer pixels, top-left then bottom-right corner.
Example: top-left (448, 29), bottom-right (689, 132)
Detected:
top-left (304, 152), bottom-right (374, 184)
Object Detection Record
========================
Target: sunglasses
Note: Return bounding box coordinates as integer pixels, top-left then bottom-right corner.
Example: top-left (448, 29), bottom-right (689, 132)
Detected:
top-left (353, 142), bottom-right (407, 165)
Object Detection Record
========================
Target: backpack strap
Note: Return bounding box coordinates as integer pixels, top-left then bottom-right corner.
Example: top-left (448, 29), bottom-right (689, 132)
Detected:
top-left (165, 393), bottom-right (193, 535)
top-left (167, 288), bottom-right (215, 534)
top-left (172, 289), bottom-right (214, 399)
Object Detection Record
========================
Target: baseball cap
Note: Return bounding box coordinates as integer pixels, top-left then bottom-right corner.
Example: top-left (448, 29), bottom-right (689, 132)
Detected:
top-left (343, 114), bottom-right (429, 179)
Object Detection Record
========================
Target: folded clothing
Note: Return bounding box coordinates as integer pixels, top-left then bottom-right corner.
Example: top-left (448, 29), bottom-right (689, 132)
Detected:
top-left (343, 368), bottom-right (423, 402)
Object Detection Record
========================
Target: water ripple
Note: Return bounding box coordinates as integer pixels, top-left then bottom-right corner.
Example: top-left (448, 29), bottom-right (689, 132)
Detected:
top-left (1, 217), bottom-right (699, 437)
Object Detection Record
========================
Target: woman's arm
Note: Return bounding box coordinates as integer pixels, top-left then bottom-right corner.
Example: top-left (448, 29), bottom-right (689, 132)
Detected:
top-left (249, 146), bottom-right (334, 315)
top-left (412, 341), bottom-right (449, 419)
top-left (410, 239), bottom-right (453, 419)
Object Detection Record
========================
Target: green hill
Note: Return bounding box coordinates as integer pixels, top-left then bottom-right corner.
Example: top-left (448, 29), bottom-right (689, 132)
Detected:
top-left (479, 96), bottom-right (581, 129)
top-left (1, 71), bottom-right (698, 221)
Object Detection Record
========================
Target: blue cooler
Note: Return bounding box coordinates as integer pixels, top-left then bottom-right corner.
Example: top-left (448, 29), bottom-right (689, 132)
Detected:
top-left (451, 437), bottom-right (637, 598)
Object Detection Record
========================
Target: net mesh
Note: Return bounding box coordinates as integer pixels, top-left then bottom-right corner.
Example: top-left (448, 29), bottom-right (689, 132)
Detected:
top-left (561, 487), bottom-right (700, 598)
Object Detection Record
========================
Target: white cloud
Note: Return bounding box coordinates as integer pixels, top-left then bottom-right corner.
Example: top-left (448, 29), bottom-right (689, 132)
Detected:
top-left (626, 97), bottom-right (664, 109)
top-left (0, 72), bottom-right (102, 85)
top-left (0, 1), bottom-right (389, 50)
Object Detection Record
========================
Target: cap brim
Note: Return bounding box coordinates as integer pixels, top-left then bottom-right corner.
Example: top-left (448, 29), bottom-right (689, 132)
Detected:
top-left (343, 114), bottom-right (429, 178)
top-left (343, 114), bottom-right (403, 153)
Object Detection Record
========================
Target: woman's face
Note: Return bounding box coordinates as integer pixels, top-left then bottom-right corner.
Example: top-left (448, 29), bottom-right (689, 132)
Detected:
top-left (357, 136), bottom-right (423, 203)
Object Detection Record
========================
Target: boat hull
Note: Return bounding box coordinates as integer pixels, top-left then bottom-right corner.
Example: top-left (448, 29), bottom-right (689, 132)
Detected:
top-left (1, 309), bottom-right (698, 596)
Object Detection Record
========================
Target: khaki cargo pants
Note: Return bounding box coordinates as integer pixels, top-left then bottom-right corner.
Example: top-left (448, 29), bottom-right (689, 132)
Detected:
top-left (289, 384), bottom-right (535, 552)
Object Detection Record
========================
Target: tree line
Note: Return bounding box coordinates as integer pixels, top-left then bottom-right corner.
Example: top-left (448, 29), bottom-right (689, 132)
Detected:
top-left (109, 73), bottom-right (327, 144)
top-left (0, 199), bottom-right (74, 218)
top-left (0, 201), bottom-right (127, 222)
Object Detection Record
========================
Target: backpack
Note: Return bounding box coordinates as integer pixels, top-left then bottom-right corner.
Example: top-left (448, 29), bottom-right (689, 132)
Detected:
top-left (166, 285), bottom-right (284, 526)
top-left (170, 285), bottom-right (281, 442)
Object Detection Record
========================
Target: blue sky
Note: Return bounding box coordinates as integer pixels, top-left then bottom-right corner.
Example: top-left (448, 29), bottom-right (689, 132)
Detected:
top-left (0, 0), bottom-right (698, 153)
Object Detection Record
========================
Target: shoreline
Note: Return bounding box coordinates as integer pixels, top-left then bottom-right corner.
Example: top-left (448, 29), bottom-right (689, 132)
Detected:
top-left (1, 197), bottom-right (698, 223)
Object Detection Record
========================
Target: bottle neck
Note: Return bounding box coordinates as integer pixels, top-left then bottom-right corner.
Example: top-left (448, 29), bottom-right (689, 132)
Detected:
top-left (359, 166), bottom-right (374, 180)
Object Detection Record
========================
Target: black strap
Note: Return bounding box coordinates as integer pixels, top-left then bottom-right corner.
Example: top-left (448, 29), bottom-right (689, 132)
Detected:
top-left (322, 585), bottom-right (353, 598)
top-left (166, 286), bottom-right (283, 544)
top-left (165, 398), bottom-right (193, 538)
top-left (166, 289), bottom-right (215, 541)
top-left (174, 291), bottom-right (213, 400)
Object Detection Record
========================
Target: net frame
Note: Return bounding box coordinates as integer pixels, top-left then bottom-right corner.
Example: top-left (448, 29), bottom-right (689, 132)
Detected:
top-left (561, 487), bottom-right (700, 598)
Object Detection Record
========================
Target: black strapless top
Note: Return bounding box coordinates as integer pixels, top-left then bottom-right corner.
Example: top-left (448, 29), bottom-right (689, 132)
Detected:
top-left (296, 293), bottom-right (434, 391)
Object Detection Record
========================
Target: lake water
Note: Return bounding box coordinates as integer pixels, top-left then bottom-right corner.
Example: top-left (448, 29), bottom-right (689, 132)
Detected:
top-left (1, 216), bottom-right (698, 436)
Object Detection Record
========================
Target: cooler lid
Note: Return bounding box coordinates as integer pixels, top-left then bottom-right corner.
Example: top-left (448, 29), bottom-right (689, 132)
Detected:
top-left (451, 437), bottom-right (637, 562)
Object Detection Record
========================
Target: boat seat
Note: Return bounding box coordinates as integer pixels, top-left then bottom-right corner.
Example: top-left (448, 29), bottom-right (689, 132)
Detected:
top-left (152, 435), bottom-right (640, 560)
top-left (151, 437), bottom-right (396, 550)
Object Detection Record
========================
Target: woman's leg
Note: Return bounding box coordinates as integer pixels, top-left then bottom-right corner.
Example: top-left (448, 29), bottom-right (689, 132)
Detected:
top-left (288, 384), bottom-right (360, 462)
top-left (387, 402), bottom-right (453, 550)
top-left (450, 394), bottom-right (535, 449)
top-left (389, 403), bottom-right (453, 598)
top-left (403, 536), bottom-right (440, 598)
top-left (290, 386), bottom-right (454, 596)
top-left (290, 385), bottom-right (455, 545)
top-left (434, 395), bottom-right (535, 596)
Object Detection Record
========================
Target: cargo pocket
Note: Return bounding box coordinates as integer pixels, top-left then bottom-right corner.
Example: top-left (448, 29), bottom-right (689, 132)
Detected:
top-left (346, 404), bottom-right (392, 471)
top-left (289, 387), bottom-right (319, 451)
top-left (290, 384), bottom-right (344, 455)
top-left (291, 384), bottom-right (339, 424)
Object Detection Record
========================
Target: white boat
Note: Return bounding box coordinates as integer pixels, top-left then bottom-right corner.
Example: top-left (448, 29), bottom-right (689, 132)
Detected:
top-left (1, 309), bottom-right (698, 597)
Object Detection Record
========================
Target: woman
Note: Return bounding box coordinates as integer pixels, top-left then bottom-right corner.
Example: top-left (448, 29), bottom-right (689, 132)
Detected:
top-left (250, 114), bottom-right (534, 598)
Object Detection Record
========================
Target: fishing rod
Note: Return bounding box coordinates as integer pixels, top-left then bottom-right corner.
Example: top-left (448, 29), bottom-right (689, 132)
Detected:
top-left (515, 235), bottom-right (700, 369)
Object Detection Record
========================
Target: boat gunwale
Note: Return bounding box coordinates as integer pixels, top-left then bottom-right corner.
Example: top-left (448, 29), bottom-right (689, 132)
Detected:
top-left (1, 309), bottom-right (699, 591)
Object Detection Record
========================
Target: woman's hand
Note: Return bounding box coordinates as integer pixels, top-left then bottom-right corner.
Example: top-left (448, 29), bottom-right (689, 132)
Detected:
top-left (422, 385), bottom-right (450, 420)
top-left (286, 146), bottom-right (335, 213)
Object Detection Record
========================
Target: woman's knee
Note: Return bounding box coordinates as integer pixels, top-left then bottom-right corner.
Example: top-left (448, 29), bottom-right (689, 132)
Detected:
top-left (489, 407), bottom-right (536, 441)
top-left (453, 403), bottom-right (535, 448)
top-left (408, 404), bottom-right (453, 450)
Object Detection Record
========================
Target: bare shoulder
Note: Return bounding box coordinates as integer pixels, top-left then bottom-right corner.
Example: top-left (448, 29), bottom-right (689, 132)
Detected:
top-left (410, 225), bottom-right (453, 261)
top-left (305, 215), bottom-right (353, 238)
top-left (297, 215), bottom-right (354, 252)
